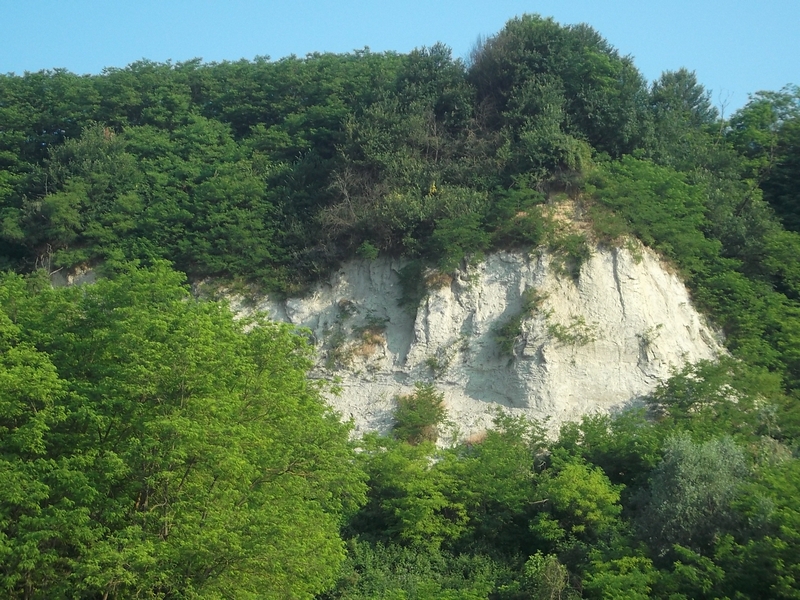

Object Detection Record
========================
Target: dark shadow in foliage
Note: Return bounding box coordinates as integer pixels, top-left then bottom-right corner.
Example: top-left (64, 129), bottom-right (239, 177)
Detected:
top-left (397, 259), bottom-right (427, 316)
top-left (554, 410), bottom-right (666, 502)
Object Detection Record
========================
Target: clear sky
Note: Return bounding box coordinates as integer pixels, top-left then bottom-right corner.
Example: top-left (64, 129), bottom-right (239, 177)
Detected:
top-left (1, 1), bottom-right (797, 114)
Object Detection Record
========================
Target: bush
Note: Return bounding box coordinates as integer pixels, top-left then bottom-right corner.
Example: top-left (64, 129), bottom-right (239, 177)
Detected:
top-left (487, 185), bottom-right (547, 249)
top-left (432, 212), bottom-right (490, 271)
top-left (356, 240), bottom-right (380, 260)
top-left (393, 382), bottom-right (447, 445)
top-left (549, 233), bottom-right (592, 280)
top-left (494, 288), bottom-right (546, 355)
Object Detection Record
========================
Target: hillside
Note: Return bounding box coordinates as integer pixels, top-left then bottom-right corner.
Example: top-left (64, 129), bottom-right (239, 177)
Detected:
top-left (2, 13), bottom-right (800, 599)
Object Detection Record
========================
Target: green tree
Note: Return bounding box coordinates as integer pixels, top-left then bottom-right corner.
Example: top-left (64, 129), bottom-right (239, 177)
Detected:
top-left (646, 358), bottom-right (786, 440)
top-left (392, 383), bottom-right (448, 445)
top-left (648, 68), bottom-right (719, 169)
top-left (582, 553), bottom-right (657, 600)
top-left (468, 14), bottom-right (650, 158)
top-left (554, 410), bottom-right (665, 494)
top-left (637, 433), bottom-right (748, 558)
top-left (713, 457), bottom-right (800, 599)
top-left (447, 413), bottom-right (547, 557)
top-left (326, 540), bottom-right (497, 600)
top-left (9, 124), bottom-right (144, 269)
top-left (727, 86), bottom-right (800, 182)
top-left (523, 551), bottom-right (580, 599)
top-left (354, 437), bottom-right (467, 553)
top-left (530, 460), bottom-right (623, 555)
top-left (0, 264), bottom-right (365, 598)
top-left (759, 88), bottom-right (800, 232)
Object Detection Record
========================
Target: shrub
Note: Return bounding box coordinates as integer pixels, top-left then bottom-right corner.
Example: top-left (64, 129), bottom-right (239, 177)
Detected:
top-left (357, 240), bottom-right (380, 260)
top-left (393, 383), bottom-right (447, 445)
top-left (494, 288), bottom-right (547, 355)
top-left (549, 233), bottom-right (592, 280)
top-left (547, 315), bottom-right (598, 346)
top-left (432, 212), bottom-right (490, 272)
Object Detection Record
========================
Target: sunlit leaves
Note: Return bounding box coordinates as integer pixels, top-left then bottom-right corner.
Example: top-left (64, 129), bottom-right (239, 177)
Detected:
top-left (0, 265), bottom-right (365, 598)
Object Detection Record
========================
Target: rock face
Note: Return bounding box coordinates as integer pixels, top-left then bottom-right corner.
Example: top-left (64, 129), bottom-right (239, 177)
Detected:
top-left (50, 265), bottom-right (97, 287)
top-left (233, 244), bottom-right (722, 439)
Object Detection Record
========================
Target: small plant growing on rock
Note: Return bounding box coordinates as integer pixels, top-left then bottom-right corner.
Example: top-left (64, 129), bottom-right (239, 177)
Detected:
top-left (423, 269), bottom-right (454, 290)
top-left (354, 314), bottom-right (388, 339)
top-left (425, 356), bottom-right (443, 375)
top-left (324, 327), bottom-right (349, 370)
top-left (494, 288), bottom-right (548, 356)
top-left (637, 323), bottom-right (663, 349)
top-left (353, 328), bottom-right (385, 358)
top-left (547, 315), bottom-right (597, 346)
top-left (425, 353), bottom-right (452, 378)
top-left (624, 238), bottom-right (644, 263)
top-left (549, 233), bottom-right (592, 281)
top-left (393, 383), bottom-right (447, 445)
top-left (351, 314), bottom-right (388, 358)
top-left (337, 298), bottom-right (357, 317)
top-left (356, 240), bottom-right (379, 260)
top-left (495, 316), bottom-right (526, 356)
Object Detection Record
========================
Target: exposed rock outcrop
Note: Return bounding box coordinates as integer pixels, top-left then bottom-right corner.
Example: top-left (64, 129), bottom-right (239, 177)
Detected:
top-left (50, 265), bottom-right (97, 287)
top-left (228, 243), bottom-right (723, 439)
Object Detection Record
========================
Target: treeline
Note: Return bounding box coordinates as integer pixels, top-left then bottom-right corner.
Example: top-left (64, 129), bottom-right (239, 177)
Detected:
top-left (1, 12), bottom-right (800, 598)
top-left (1, 16), bottom-right (795, 284)
top-left (1, 17), bottom-right (799, 384)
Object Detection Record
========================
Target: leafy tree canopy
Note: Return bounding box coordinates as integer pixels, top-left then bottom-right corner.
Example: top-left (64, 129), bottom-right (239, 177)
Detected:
top-left (0, 263), bottom-right (366, 598)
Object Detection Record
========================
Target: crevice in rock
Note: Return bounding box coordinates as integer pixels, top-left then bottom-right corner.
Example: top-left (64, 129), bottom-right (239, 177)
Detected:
top-left (612, 247), bottom-right (626, 318)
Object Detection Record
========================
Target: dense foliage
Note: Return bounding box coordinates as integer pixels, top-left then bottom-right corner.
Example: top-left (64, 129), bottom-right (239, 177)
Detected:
top-left (0, 265), bottom-right (365, 598)
top-left (1, 12), bottom-right (800, 599)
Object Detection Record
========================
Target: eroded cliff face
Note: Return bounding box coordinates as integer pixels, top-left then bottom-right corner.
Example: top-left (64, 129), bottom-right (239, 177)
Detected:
top-left (230, 243), bottom-right (722, 439)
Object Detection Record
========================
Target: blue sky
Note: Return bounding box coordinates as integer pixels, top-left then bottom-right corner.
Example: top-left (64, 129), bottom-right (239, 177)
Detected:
top-left (1, 1), bottom-right (797, 114)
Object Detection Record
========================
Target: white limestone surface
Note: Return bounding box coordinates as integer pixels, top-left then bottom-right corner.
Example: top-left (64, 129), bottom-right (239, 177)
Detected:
top-left (232, 244), bottom-right (722, 439)
top-left (50, 265), bottom-right (97, 287)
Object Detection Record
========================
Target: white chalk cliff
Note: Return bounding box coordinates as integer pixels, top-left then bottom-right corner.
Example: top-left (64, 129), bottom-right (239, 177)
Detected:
top-left (230, 242), bottom-right (722, 439)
